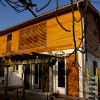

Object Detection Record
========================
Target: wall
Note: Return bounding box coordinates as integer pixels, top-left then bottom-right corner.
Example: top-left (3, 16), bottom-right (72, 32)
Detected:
top-left (52, 49), bottom-right (83, 96)
top-left (8, 65), bottom-right (23, 86)
top-left (12, 31), bottom-right (19, 52)
top-left (0, 35), bottom-right (7, 55)
top-left (86, 11), bottom-right (99, 53)
top-left (86, 53), bottom-right (100, 76)
top-left (0, 10), bottom-right (82, 55)
top-left (47, 10), bottom-right (82, 51)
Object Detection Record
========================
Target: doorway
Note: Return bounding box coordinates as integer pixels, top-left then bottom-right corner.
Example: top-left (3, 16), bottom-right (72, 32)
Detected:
top-left (24, 64), bottom-right (31, 90)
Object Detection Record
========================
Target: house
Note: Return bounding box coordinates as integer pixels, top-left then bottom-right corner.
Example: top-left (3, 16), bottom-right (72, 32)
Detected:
top-left (0, 0), bottom-right (100, 98)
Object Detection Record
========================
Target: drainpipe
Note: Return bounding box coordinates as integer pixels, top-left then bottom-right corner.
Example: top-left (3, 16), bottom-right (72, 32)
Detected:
top-left (77, 1), bottom-right (88, 98)
top-left (81, 7), bottom-right (88, 99)
top-left (82, 16), bottom-right (86, 97)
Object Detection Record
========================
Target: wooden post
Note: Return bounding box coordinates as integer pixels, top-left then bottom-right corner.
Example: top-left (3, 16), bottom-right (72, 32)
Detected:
top-left (95, 68), bottom-right (99, 97)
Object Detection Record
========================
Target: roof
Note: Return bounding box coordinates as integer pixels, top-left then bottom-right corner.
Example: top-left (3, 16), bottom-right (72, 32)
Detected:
top-left (0, 0), bottom-right (99, 36)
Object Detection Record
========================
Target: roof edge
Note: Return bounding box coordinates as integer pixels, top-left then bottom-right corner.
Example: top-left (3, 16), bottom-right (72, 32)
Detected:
top-left (0, 0), bottom-right (99, 36)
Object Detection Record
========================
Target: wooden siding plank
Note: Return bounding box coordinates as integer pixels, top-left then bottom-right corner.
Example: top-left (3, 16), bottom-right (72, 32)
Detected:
top-left (12, 31), bottom-right (19, 52)
top-left (0, 35), bottom-right (7, 54)
top-left (86, 12), bottom-right (99, 53)
top-left (0, 10), bottom-right (82, 55)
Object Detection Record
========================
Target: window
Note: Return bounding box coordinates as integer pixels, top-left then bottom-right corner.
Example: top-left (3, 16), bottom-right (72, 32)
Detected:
top-left (7, 34), bottom-right (12, 41)
top-left (0, 67), bottom-right (4, 76)
top-left (93, 61), bottom-right (97, 76)
top-left (7, 34), bottom-right (12, 52)
top-left (58, 58), bottom-right (65, 87)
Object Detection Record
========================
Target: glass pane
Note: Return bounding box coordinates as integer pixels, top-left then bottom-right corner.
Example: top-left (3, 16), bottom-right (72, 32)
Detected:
top-left (58, 58), bottom-right (65, 87)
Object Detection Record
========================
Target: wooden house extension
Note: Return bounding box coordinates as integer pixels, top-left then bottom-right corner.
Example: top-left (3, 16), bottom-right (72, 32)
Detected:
top-left (0, 0), bottom-right (100, 98)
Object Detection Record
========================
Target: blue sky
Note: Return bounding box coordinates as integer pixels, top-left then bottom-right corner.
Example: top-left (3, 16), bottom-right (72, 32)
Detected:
top-left (0, 0), bottom-right (100, 31)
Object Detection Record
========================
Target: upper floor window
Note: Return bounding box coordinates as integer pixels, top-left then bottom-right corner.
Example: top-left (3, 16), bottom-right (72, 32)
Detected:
top-left (6, 34), bottom-right (12, 52)
top-left (7, 34), bottom-right (12, 41)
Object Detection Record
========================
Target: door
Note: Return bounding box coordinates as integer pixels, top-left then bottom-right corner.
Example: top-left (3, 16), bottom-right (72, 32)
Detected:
top-left (55, 58), bottom-right (65, 94)
top-left (6, 34), bottom-right (12, 52)
top-left (66, 54), bottom-right (79, 97)
top-left (24, 64), bottom-right (31, 90)
top-left (42, 64), bottom-right (49, 92)
top-left (34, 64), bottom-right (39, 89)
top-left (34, 64), bottom-right (42, 89)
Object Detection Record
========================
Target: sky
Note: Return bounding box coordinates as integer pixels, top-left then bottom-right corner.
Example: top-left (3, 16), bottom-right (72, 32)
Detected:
top-left (0, 0), bottom-right (100, 31)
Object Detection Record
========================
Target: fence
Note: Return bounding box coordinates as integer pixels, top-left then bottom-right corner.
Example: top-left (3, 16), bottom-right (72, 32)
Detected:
top-left (86, 67), bottom-right (99, 99)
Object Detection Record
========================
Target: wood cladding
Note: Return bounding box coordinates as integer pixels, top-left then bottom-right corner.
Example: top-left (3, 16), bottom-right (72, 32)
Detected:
top-left (86, 12), bottom-right (99, 52)
top-left (6, 41), bottom-right (11, 52)
top-left (12, 31), bottom-right (19, 52)
top-left (19, 22), bottom-right (47, 50)
top-left (0, 10), bottom-right (82, 55)
top-left (0, 35), bottom-right (7, 55)
top-left (47, 11), bottom-right (82, 50)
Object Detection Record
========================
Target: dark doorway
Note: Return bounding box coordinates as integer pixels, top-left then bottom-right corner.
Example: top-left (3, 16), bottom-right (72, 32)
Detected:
top-left (39, 65), bottom-right (42, 89)
top-left (0, 67), bottom-right (4, 76)
top-left (24, 64), bottom-right (30, 90)
top-left (42, 64), bottom-right (49, 92)
top-left (93, 61), bottom-right (97, 76)
top-left (58, 58), bottom-right (65, 87)
top-left (34, 64), bottom-right (42, 90)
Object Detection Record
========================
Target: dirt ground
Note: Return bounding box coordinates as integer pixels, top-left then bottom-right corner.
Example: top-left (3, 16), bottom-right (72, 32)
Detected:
top-left (0, 91), bottom-right (90, 100)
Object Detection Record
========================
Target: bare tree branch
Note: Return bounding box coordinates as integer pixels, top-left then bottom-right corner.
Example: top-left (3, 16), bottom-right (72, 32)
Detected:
top-left (5, 0), bottom-right (26, 13)
top-left (0, 0), bottom-right (6, 6)
top-left (70, 0), bottom-right (77, 63)
top-left (1, 0), bottom-right (37, 17)
top-left (36, 0), bottom-right (51, 12)
top-left (56, 0), bottom-right (71, 32)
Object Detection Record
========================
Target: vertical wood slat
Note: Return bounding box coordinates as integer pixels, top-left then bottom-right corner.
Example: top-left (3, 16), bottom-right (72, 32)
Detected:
top-left (86, 68), bottom-right (90, 97)
top-left (95, 68), bottom-right (99, 97)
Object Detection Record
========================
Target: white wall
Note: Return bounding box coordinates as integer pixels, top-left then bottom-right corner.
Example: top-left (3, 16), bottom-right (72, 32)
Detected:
top-left (52, 49), bottom-right (84, 96)
top-left (86, 52), bottom-right (100, 76)
top-left (8, 65), bottom-right (23, 86)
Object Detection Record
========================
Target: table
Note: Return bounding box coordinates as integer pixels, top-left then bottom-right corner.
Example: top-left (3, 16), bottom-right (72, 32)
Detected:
top-left (0, 85), bottom-right (25, 96)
